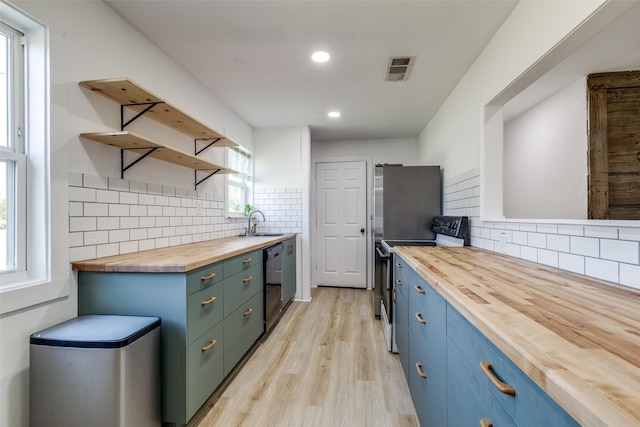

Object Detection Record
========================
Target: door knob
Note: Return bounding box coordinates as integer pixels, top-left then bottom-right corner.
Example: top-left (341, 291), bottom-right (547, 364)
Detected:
top-left (360, 228), bottom-right (365, 233)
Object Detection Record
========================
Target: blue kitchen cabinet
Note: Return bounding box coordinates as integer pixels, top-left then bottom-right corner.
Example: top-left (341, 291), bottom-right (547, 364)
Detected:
top-left (447, 305), bottom-right (580, 427)
top-left (409, 328), bottom-right (447, 427)
top-left (78, 249), bottom-right (266, 426)
top-left (395, 283), bottom-right (410, 380)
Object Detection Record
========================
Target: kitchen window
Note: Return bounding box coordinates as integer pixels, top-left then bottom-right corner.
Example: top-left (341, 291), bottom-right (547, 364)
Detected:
top-left (227, 146), bottom-right (252, 216)
top-left (0, 1), bottom-right (53, 314)
top-left (0, 19), bottom-right (26, 276)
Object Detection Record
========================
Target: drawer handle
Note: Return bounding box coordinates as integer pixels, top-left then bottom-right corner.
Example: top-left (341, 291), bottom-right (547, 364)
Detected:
top-left (414, 285), bottom-right (425, 294)
top-left (396, 262), bottom-right (402, 268)
top-left (288, 243), bottom-right (293, 255)
top-left (396, 279), bottom-right (403, 286)
top-left (243, 276), bottom-right (253, 283)
top-left (415, 362), bottom-right (427, 379)
top-left (480, 418), bottom-right (492, 427)
top-left (243, 308), bottom-right (253, 317)
top-left (201, 296), bottom-right (217, 306)
top-left (392, 288), bottom-right (396, 304)
top-left (415, 312), bottom-right (426, 324)
top-left (480, 360), bottom-right (516, 396)
top-left (242, 258), bottom-right (252, 264)
top-left (201, 339), bottom-right (217, 352)
top-left (201, 273), bottom-right (216, 281)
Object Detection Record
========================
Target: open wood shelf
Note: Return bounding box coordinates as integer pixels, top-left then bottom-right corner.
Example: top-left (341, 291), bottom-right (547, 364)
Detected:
top-left (80, 131), bottom-right (238, 188)
top-left (79, 77), bottom-right (239, 148)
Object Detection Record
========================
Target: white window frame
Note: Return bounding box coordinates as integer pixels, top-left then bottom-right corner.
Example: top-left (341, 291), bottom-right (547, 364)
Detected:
top-left (0, 2), bottom-right (59, 315)
top-left (1, 19), bottom-right (26, 278)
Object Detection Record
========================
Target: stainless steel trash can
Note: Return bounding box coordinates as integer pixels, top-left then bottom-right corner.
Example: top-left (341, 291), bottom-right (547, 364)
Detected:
top-left (30, 315), bottom-right (161, 427)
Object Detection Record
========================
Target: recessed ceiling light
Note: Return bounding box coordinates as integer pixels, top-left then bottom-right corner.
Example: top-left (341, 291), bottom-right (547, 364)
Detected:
top-left (312, 51), bottom-right (330, 63)
top-left (328, 111), bottom-right (341, 118)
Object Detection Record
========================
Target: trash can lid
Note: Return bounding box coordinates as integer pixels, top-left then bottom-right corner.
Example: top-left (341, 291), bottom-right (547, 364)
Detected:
top-left (30, 315), bottom-right (161, 348)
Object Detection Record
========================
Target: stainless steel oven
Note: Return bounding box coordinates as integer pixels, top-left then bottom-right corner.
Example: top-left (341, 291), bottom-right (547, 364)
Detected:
top-left (378, 216), bottom-right (470, 353)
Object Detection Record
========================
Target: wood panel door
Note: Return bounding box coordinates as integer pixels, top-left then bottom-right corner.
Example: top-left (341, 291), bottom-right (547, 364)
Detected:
top-left (315, 161), bottom-right (367, 288)
top-left (588, 71), bottom-right (640, 219)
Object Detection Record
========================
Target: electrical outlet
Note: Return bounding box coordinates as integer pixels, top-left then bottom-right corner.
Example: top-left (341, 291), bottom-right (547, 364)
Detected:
top-left (498, 232), bottom-right (507, 253)
top-left (196, 200), bottom-right (202, 216)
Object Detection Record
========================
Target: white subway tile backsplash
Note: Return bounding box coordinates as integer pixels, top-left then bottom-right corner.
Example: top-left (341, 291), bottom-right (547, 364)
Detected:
top-left (97, 217), bottom-right (120, 230)
top-left (521, 246), bottom-right (538, 262)
top-left (538, 249), bottom-right (559, 268)
top-left (70, 217), bottom-right (97, 232)
top-left (96, 189), bottom-right (119, 204)
top-left (109, 204), bottom-right (130, 217)
top-left (69, 202), bottom-right (83, 217)
top-left (600, 239), bottom-right (639, 264)
top-left (69, 187), bottom-right (96, 202)
top-left (620, 228), bottom-right (640, 242)
top-left (547, 234), bottom-right (570, 252)
top-left (120, 217), bottom-right (140, 229)
top-left (84, 174), bottom-right (109, 189)
top-left (570, 236), bottom-right (599, 257)
top-left (119, 192), bottom-right (139, 205)
top-left (119, 241), bottom-right (139, 254)
top-left (585, 225), bottom-right (618, 239)
top-left (69, 232), bottom-right (84, 248)
top-left (109, 229), bottom-right (130, 243)
top-left (130, 205), bottom-right (148, 216)
top-left (527, 232), bottom-right (546, 249)
top-left (559, 253), bottom-right (585, 274)
top-left (620, 263), bottom-right (640, 289)
top-left (70, 246), bottom-right (96, 262)
top-left (84, 230), bottom-right (109, 245)
top-left (537, 224), bottom-right (558, 234)
top-left (68, 171), bottom-right (83, 187)
top-left (139, 194), bottom-right (155, 205)
top-left (558, 224), bottom-right (584, 236)
top-left (84, 203), bottom-right (109, 217)
top-left (129, 180), bottom-right (147, 193)
top-left (586, 257), bottom-right (619, 283)
top-left (96, 243), bottom-right (119, 258)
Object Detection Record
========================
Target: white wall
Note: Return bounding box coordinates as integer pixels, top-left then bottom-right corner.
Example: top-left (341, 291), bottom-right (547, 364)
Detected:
top-left (1, 2), bottom-right (253, 426)
top-left (311, 137), bottom-right (419, 166)
top-left (253, 126), bottom-right (312, 302)
top-left (418, 1), bottom-right (640, 289)
top-left (503, 78), bottom-right (587, 219)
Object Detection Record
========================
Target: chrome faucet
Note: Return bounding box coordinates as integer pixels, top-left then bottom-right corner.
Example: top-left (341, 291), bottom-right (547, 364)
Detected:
top-left (247, 210), bottom-right (266, 235)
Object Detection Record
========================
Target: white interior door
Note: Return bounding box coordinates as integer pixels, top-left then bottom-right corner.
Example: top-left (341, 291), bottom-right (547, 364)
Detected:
top-left (316, 161), bottom-right (367, 288)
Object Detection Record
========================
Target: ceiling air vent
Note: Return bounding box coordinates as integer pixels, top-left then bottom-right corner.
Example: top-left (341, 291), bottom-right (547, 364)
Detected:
top-left (385, 56), bottom-right (415, 82)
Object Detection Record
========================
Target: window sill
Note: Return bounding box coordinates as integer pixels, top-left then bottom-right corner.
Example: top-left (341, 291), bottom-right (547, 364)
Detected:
top-left (0, 278), bottom-right (70, 315)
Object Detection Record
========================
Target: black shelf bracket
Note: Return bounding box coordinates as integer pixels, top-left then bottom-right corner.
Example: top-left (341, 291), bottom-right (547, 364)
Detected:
top-left (120, 102), bottom-right (164, 130)
top-left (194, 137), bottom-right (223, 156)
top-left (120, 147), bottom-right (159, 179)
top-left (195, 169), bottom-right (221, 190)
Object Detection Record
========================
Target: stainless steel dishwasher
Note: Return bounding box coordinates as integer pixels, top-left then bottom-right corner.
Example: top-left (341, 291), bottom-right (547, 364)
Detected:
top-left (264, 242), bottom-right (284, 334)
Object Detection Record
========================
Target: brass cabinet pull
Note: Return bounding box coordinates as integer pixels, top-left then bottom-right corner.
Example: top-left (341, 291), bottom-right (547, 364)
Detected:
top-left (392, 288), bottom-right (396, 304)
top-left (242, 258), bottom-right (252, 264)
top-left (243, 308), bottom-right (253, 317)
top-left (396, 262), bottom-right (402, 268)
top-left (201, 339), bottom-right (217, 352)
top-left (480, 418), bottom-right (493, 427)
top-left (414, 285), bottom-right (425, 294)
top-left (288, 243), bottom-right (293, 255)
top-left (415, 312), bottom-right (426, 324)
top-left (201, 272), bottom-right (216, 281)
top-left (415, 362), bottom-right (427, 379)
top-left (243, 276), bottom-right (253, 283)
top-left (396, 279), bottom-right (403, 286)
top-left (480, 360), bottom-right (516, 396)
top-left (201, 296), bottom-right (217, 306)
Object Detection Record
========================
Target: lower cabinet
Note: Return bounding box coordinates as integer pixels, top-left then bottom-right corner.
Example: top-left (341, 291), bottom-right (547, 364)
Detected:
top-left (395, 255), bottom-right (579, 427)
top-left (78, 248), bottom-right (266, 426)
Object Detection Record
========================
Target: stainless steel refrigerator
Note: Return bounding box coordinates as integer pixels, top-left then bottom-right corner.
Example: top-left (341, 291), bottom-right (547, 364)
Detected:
top-left (373, 164), bottom-right (441, 317)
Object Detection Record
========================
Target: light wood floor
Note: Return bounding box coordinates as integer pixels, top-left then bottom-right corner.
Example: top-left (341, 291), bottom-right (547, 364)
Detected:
top-left (195, 287), bottom-right (418, 427)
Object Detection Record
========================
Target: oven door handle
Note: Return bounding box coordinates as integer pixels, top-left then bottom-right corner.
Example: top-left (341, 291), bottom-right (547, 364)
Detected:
top-left (376, 246), bottom-right (389, 260)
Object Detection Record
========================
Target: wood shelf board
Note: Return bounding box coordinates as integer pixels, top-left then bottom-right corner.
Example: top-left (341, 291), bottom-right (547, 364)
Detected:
top-left (79, 78), bottom-right (238, 147)
top-left (80, 131), bottom-right (238, 173)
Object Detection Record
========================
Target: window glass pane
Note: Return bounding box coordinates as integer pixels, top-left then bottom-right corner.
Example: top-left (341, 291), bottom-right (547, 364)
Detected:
top-left (0, 159), bottom-right (14, 272)
top-left (228, 183), bottom-right (243, 214)
top-left (0, 30), bottom-right (8, 148)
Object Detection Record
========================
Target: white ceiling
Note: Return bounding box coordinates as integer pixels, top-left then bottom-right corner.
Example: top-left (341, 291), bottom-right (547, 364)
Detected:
top-left (105, 0), bottom-right (518, 141)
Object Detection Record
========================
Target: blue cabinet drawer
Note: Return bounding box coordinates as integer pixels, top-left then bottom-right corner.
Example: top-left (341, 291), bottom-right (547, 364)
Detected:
top-left (409, 329), bottom-right (447, 427)
top-left (394, 255), bottom-right (412, 301)
top-left (187, 281), bottom-right (224, 344)
top-left (408, 275), bottom-right (447, 396)
top-left (224, 249), bottom-right (262, 277)
top-left (223, 290), bottom-right (264, 376)
top-left (187, 261), bottom-right (224, 295)
top-left (223, 263), bottom-right (263, 317)
top-left (187, 322), bottom-right (224, 419)
top-left (394, 289), bottom-right (409, 380)
top-left (447, 336), bottom-right (516, 427)
top-left (447, 306), bottom-right (579, 427)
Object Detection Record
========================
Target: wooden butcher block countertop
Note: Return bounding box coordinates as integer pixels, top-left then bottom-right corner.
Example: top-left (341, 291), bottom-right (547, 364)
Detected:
top-left (71, 234), bottom-right (296, 272)
top-left (395, 246), bottom-right (640, 427)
